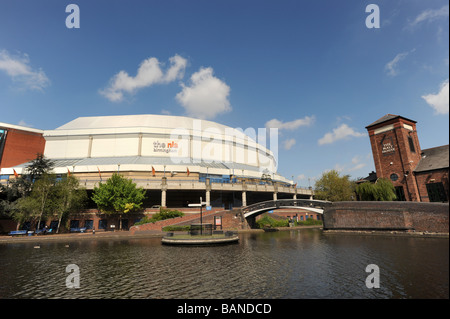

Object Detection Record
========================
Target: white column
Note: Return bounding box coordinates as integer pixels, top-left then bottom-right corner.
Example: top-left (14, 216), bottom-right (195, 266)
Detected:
top-left (242, 191), bottom-right (247, 207)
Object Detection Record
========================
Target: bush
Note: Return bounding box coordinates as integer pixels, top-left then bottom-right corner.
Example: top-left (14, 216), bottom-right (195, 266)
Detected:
top-left (134, 208), bottom-right (184, 225)
top-left (355, 178), bottom-right (397, 201)
top-left (256, 215), bottom-right (323, 228)
top-left (162, 225), bottom-right (191, 232)
top-left (256, 215), bottom-right (289, 228)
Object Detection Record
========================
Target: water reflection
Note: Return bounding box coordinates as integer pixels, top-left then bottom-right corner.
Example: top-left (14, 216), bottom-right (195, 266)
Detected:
top-left (0, 229), bottom-right (448, 299)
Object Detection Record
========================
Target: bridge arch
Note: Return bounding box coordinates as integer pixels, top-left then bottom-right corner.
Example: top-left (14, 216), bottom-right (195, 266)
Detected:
top-left (241, 199), bottom-right (332, 219)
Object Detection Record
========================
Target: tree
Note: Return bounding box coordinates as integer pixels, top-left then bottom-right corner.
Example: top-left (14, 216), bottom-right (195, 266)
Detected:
top-left (355, 178), bottom-right (397, 201)
top-left (15, 173), bottom-right (57, 230)
top-left (53, 175), bottom-right (88, 233)
top-left (24, 153), bottom-right (55, 183)
top-left (91, 173), bottom-right (146, 230)
top-left (314, 169), bottom-right (354, 202)
top-left (1, 154), bottom-right (57, 230)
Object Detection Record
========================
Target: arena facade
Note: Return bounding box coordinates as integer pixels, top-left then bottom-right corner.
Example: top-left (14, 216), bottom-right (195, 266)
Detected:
top-left (1, 115), bottom-right (313, 213)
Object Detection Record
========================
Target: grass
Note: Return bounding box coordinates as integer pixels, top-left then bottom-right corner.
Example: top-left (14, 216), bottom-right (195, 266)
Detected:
top-left (167, 234), bottom-right (232, 239)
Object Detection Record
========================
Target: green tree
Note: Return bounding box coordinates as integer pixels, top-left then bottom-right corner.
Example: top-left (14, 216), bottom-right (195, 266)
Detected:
top-left (1, 154), bottom-right (56, 230)
top-left (314, 169), bottom-right (354, 202)
top-left (24, 153), bottom-right (55, 183)
top-left (355, 178), bottom-right (397, 201)
top-left (15, 173), bottom-right (57, 230)
top-left (53, 175), bottom-right (88, 233)
top-left (91, 173), bottom-right (146, 230)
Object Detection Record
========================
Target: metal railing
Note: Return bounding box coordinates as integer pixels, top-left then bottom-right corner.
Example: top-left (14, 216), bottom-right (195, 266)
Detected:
top-left (241, 199), bottom-right (332, 215)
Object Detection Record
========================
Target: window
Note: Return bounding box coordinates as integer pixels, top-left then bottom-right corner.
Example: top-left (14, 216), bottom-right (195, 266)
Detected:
top-left (390, 173), bottom-right (399, 181)
top-left (98, 219), bottom-right (107, 230)
top-left (426, 183), bottom-right (447, 202)
top-left (395, 186), bottom-right (406, 201)
top-left (70, 220), bottom-right (79, 229)
top-left (84, 220), bottom-right (93, 229)
top-left (50, 220), bottom-right (59, 230)
top-left (408, 136), bottom-right (416, 153)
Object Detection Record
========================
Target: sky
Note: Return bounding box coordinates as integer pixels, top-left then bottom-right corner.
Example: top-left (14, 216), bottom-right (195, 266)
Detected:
top-left (0, 0), bottom-right (448, 187)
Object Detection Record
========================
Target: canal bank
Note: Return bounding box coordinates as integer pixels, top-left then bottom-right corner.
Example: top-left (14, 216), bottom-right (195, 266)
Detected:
top-left (0, 225), bottom-right (321, 244)
top-left (1, 224), bottom-right (447, 245)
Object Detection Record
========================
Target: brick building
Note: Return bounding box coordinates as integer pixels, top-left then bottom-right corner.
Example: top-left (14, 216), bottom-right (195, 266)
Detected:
top-left (365, 114), bottom-right (449, 202)
top-left (0, 122), bottom-right (46, 170)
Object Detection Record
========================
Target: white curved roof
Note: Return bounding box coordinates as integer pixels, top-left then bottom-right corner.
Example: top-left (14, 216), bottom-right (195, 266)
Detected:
top-left (56, 114), bottom-right (232, 132)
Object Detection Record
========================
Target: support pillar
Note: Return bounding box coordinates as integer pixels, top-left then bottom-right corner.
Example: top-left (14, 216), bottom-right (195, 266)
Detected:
top-left (206, 190), bottom-right (211, 207)
top-left (273, 192), bottom-right (277, 201)
top-left (161, 190), bottom-right (167, 207)
top-left (242, 191), bottom-right (247, 207)
top-left (161, 177), bottom-right (167, 207)
top-left (205, 177), bottom-right (211, 206)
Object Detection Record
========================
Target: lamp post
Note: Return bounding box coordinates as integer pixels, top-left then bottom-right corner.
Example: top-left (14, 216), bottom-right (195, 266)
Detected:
top-left (188, 196), bottom-right (206, 235)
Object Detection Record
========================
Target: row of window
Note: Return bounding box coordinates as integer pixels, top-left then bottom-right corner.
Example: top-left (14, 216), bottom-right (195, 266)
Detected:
top-left (69, 219), bottom-right (131, 230)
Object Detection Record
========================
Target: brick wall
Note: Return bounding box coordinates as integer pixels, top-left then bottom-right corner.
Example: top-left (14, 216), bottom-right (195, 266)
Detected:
top-left (0, 128), bottom-right (46, 168)
top-left (323, 201), bottom-right (449, 233)
top-left (414, 169), bottom-right (449, 202)
top-left (129, 207), bottom-right (231, 234)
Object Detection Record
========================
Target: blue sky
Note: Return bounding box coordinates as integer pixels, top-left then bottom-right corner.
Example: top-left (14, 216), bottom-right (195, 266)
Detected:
top-left (0, 0), bottom-right (448, 186)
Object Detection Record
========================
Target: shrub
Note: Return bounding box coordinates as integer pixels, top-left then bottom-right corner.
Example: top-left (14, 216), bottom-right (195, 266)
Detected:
top-left (162, 225), bottom-right (191, 232)
top-left (134, 208), bottom-right (184, 225)
top-left (256, 215), bottom-right (289, 228)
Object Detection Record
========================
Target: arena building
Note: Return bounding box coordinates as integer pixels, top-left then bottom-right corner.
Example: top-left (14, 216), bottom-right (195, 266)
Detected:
top-left (1, 115), bottom-right (313, 222)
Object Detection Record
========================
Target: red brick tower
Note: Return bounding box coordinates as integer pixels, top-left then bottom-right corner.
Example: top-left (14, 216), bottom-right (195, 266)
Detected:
top-left (366, 114), bottom-right (422, 201)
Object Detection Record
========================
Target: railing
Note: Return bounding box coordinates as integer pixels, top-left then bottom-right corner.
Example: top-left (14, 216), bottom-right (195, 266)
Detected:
top-left (0, 176), bottom-right (313, 193)
top-left (241, 199), bottom-right (332, 215)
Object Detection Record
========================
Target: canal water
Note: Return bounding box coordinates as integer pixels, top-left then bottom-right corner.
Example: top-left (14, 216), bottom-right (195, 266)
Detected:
top-left (0, 229), bottom-right (448, 299)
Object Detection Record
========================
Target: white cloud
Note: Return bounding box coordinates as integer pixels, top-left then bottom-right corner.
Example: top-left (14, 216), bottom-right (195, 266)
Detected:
top-left (176, 67), bottom-right (231, 119)
top-left (422, 79), bottom-right (449, 114)
top-left (331, 155), bottom-right (368, 176)
top-left (408, 5), bottom-right (449, 28)
top-left (318, 124), bottom-right (366, 145)
top-left (100, 54), bottom-right (187, 102)
top-left (18, 120), bottom-right (33, 127)
top-left (348, 155), bottom-right (367, 172)
top-left (283, 138), bottom-right (296, 150)
top-left (265, 116), bottom-right (315, 130)
top-left (385, 49), bottom-right (415, 77)
top-left (0, 50), bottom-right (50, 91)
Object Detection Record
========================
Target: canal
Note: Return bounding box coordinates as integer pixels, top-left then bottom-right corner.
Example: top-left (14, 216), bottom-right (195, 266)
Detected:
top-left (0, 229), bottom-right (448, 299)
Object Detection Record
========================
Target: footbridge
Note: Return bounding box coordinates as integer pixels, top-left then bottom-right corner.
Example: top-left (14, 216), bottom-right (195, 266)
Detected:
top-left (241, 199), bottom-right (332, 218)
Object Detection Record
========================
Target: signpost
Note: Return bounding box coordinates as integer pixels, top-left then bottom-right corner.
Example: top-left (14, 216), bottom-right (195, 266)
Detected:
top-left (188, 197), bottom-right (207, 235)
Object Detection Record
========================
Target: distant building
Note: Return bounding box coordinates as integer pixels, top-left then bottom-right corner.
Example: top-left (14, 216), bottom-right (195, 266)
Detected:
top-left (365, 114), bottom-right (449, 202)
top-left (0, 122), bottom-right (45, 170)
top-left (1, 114), bottom-right (312, 208)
